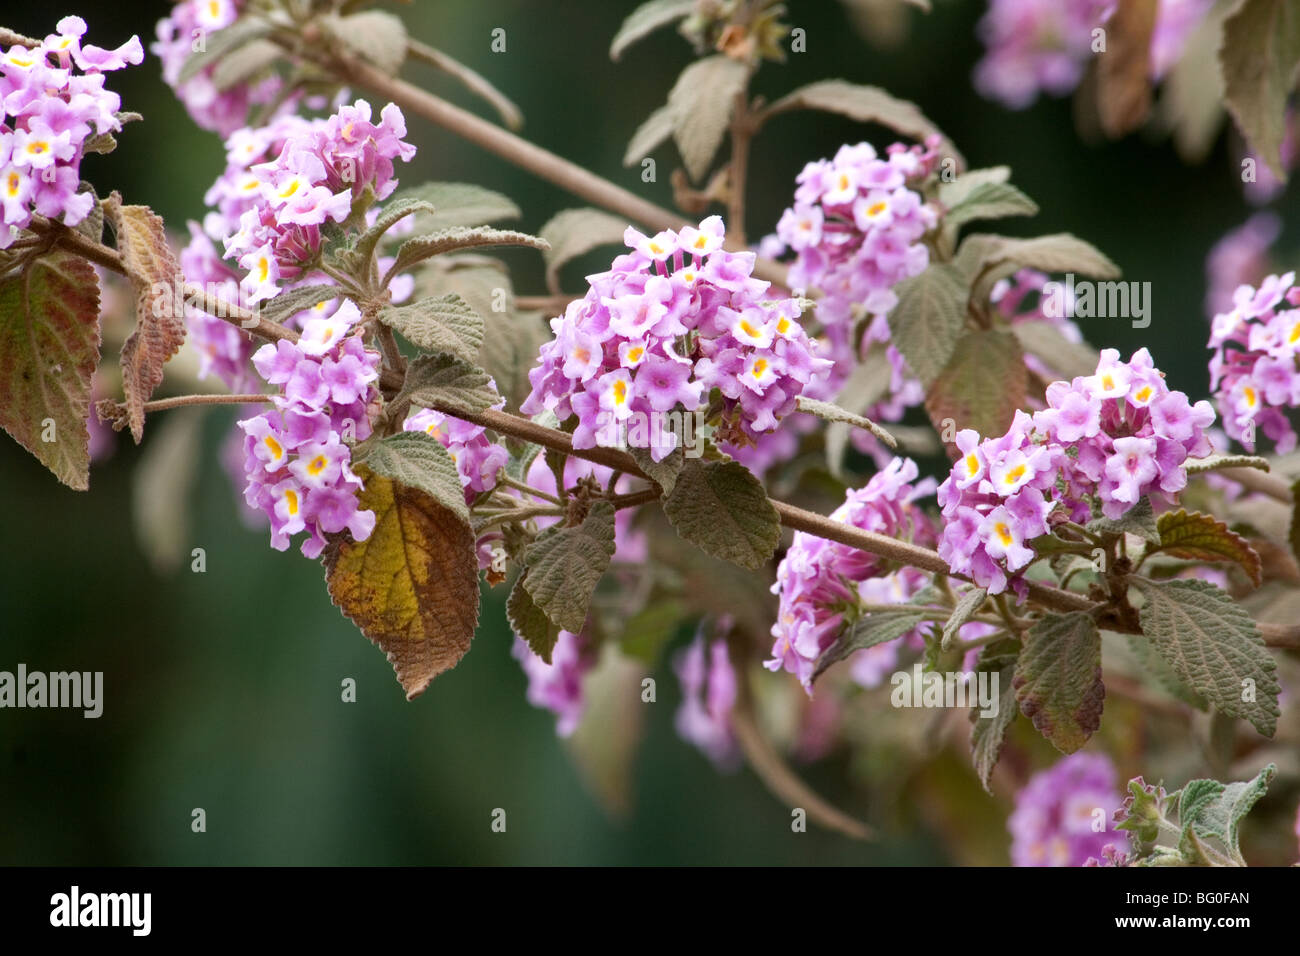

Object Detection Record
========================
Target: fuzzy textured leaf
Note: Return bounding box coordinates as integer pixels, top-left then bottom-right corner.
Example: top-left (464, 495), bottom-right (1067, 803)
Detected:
top-left (662, 458), bottom-right (780, 569)
top-left (1219, 0), bottom-right (1300, 180)
top-left (380, 294), bottom-right (484, 364)
top-left (624, 103), bottom-right (676, 166)
top-left (925, 330), bottom-right (1027, 457)
top-left (397, 352), bottom-right (500, 418)
top-left (1133, 578), bottom-right (1280, 736)
top-left (389, 228), bottom-right (547, 280)
top-left (388, 182), bottom-right (521, 232)
top-left (324, 468), bottom-right (480, 700)
top-left (357, 432), bottom-right (468, 522)
top-left (971, 655), bottom-right (1019, 792)
top-left (891, 262), bottom-right (969, 388)
top-left (942, 181), bottom-right (1038, 229)
top-left (522, 500), bottom-right (617, 634)
top-left (507, 572), bottom-right (562, 663)
top-left (539, 208), bottom-right (630, 293)
top-left (813, 609), bottom-right (930, 684)
top-left (0, 253), bottom-right (101, 490)
top-left (610, 0), bottom-right (695, 60)
top-left (667, 55), bottom-right (749, 181)
top-left (1156, 509), bottom-right (1263, 587)
top-left (335, 10), bottom-right (408, 76)
top-left (1013, 612), bottom-right (1104, 753)
top-left (108, 200), bottom-right (186, 443)
top-left (1177, 763), bottom-right (1276, 853)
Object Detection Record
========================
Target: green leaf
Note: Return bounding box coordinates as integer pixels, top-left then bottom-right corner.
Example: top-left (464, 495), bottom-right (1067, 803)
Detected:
top-left (629, 443), bottom-right (685, 495)
top-left (323, 468), bottom-right (480, 700)
top-left (937, 166), bottom-right (1011, 207)
top-left (667, 54), bottom-right (749, 181)
top-left (616, 597), bottom-right (686, 663)
top-left (610, 0), bottom-right (695, 60)
top-left (258, 284), bottom-right (341, 326)
top-left (397, 352), bottom-right (501, 418)
top-left (177, 18), bottom-right (271, 85)
top-left (1133, 578), bottom-right (1280, 736)
top-left (333, 10), bottom-right (408, 77)
top-left (812, 609), bottom-right (931, 684)
top-left (1087, 497), bottom-right (1160, 546)
top-left (924, 329), bottom-right (1027, 454)
top-left (107, 199), bottom-right (186, 443)
top-left (379, 293), bottom-right (484, 364)
top-left (539, 208), bottom-right (629, 293)
top-left (386, 182), bottom-right (521, 232)
top-left (1177, 763), bottom-right (1276, 855)
top-left (970, 651), bottom-right (1019, 792)
top-left (624, 103), bottom-right (676, 166)
top-left (1155, 509), bottom-right (1263, 587)
top-left (0, 252), bottom-right (101, 490)
top-left (959, 233), bottom-right (1121, 297)
top-left (388, 227), bottom-right (547, 280)
top-left (942, 181), bottom-right (1038, 230)
top-left (522, 500), bottom-right (617, 633)
top-left (765, 80), bottom-right (964, 166)
top-left (795, 396), bottom-right (897, 449)
top-left (661, 458), bottom-right (780, 569)
top-left (941, 587), bottom-right (987, 652)
top-left (356, 431), bottom-right (468, 522)
top-left (891, 262), bottom-right (969, 388)
top-left (352, 197), bottom-right (438, 271)
top-left (1219, 0), bottom-right (1300, 180)
top-left (1123, 632), bottom-right (1207, 709)
top-left (210, 38), bottom-right (280, 93)
top-left (1013, 612), bottom-right (1104, 753)
top-left (1010, 319), bottom-right (1101, 381)
top-left (507, 572), bottom-right (562, 663)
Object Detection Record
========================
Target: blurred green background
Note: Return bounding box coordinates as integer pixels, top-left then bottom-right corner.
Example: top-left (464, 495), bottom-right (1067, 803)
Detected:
top-left (1, 0), bottom-right (1294, 865)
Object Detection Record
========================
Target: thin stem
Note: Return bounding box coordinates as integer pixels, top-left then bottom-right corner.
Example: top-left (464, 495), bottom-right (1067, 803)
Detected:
top-left (727, 80), bottom-right (755, 247)
top-left (141, 393), bottom-right (270, 412)
top-left (406, 38), bottom-right (524, 131)
top-left (498, 474), bottom-right (561, 504)
top-left (1217, 466), bottom-right (1294, 504)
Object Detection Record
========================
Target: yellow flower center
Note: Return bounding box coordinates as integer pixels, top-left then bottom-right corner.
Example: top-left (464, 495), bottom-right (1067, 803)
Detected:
top-left (867, 201), bottom-right (887, 217)
top-left (1134, 385), bottom-right (1152, 403)
top-left (5, 172), bottom-right (20, 197)
top-left (740, 319), bottom-right (760, 338)
top-left (694, 234), bottom-right (707, 249)
top-left (965, 452), bottom-right (979, 476)
top-left (307, 455), bottom-right (327, 476)
top-left (263, 435), bottom-right (283, 459)
top-left (1004, 463), bottom-right (1026, 485)
top-left (625, 346), bottom-right (643, 363)
top-left (613, 380), bottom-right (628, 404)
top-left (284, 488), bottom-right (299, 516)
top-left (776, 316), bottom-right (792, 335)
top-left (1244, 385), bottom-right (1257, 406)
top-left (994, 522), bottom-right (1013, 547)
top-left (751, 358), bottom-right (768, 379)
top-left (1101, 373), bottom-right (1115, 390)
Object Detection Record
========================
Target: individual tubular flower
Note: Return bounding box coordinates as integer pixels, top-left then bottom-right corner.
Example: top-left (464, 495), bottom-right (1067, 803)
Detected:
top-left (402, 406), bottom-right (509, 505)
top-left (0, 16), bottom-right (141, 245)
top-left (767, 457), bottom-right (936, 690)
top-left (237, 300), bottom-right (381, 558)
top-left (1009, 752), bottom-right (1122, 867)
top-left (521, 215), bottom-right (830, 459)
top-left (222, 100), bottom-right (415, 303)
top-left (511, 629), bottom-right (595, 736)
top-left (673, 621), bottom-right (739, 769)
top-left (152, 1), bottom-right (288, 137)
top-left (939, 348), bottom-right (1215, 596)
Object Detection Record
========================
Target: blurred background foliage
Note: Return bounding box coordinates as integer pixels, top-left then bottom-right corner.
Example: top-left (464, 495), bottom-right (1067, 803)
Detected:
top-left (2, 0), bottom-right (1297, 865)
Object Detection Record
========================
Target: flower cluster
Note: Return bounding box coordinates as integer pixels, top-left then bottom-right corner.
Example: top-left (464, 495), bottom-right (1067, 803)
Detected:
top-left (237, 300), bottom-right (381, 557)
top-left (224, 100), bottom-right (416, 304)
top-left (1009, 752), bottom-right (1122, 867)
top-left (973, 0), bottom-right (1115, 109)
top-left (522, 215), bottom-right (830, 459)
top-left (767, 458), bottom-right (935, 689)
top-left (0, 17), bottom-right (141, 245)
top-left (153, 1), bottom-right (283, 138)
top-left (940, 348), bottom-right (1215, 596)
top-left (402, 406), bottom-right (509, 505)
top-left (774, 140), bottom-right (939, 355)
top-left (673, 623), bottom-right (739, 769)
top-left (511, 629), bottom-right (595, 737)
top-left (1205, 212), bottom-right (1279, 319)
top-left (1209, 271), bottom-right (1300, 453)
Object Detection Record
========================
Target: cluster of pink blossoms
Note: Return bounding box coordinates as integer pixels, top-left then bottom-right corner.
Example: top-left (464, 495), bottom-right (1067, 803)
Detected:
top-left (402, 406), bottom-right (509, 506)
top-left (1009, 752), bottom-right (1122, 867)
top-left (673, 621), bottom-right (739, 770)
top-left (522, 216), bottom-right (830, 459)
top-left (512, 630), bottom-right (595, 737)
top-left (237, 301), bottom-right (381, 557)
top-left (1208, 272), bottom-right (1300, 454)
top-left (767, 458), bottom-right (936, 689)
top-left (939, 348), bottom-right (1215, 596)
top-left (0, 17), bottom-right (141, 246)
top-left (774, 139), bottom-right (939, 360)
top-left (153, 1), bottom-right (283, 137)
top-left (224, 100), bottom-right (416, 304)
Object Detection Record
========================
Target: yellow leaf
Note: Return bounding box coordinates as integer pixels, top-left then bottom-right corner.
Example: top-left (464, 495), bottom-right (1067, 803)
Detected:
top-left (324, 468), bottom-right (479, 700)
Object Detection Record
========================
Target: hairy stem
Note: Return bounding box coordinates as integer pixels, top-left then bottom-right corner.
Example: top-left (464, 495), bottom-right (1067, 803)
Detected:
top-left (405, 38), bottom-right (524, 131)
